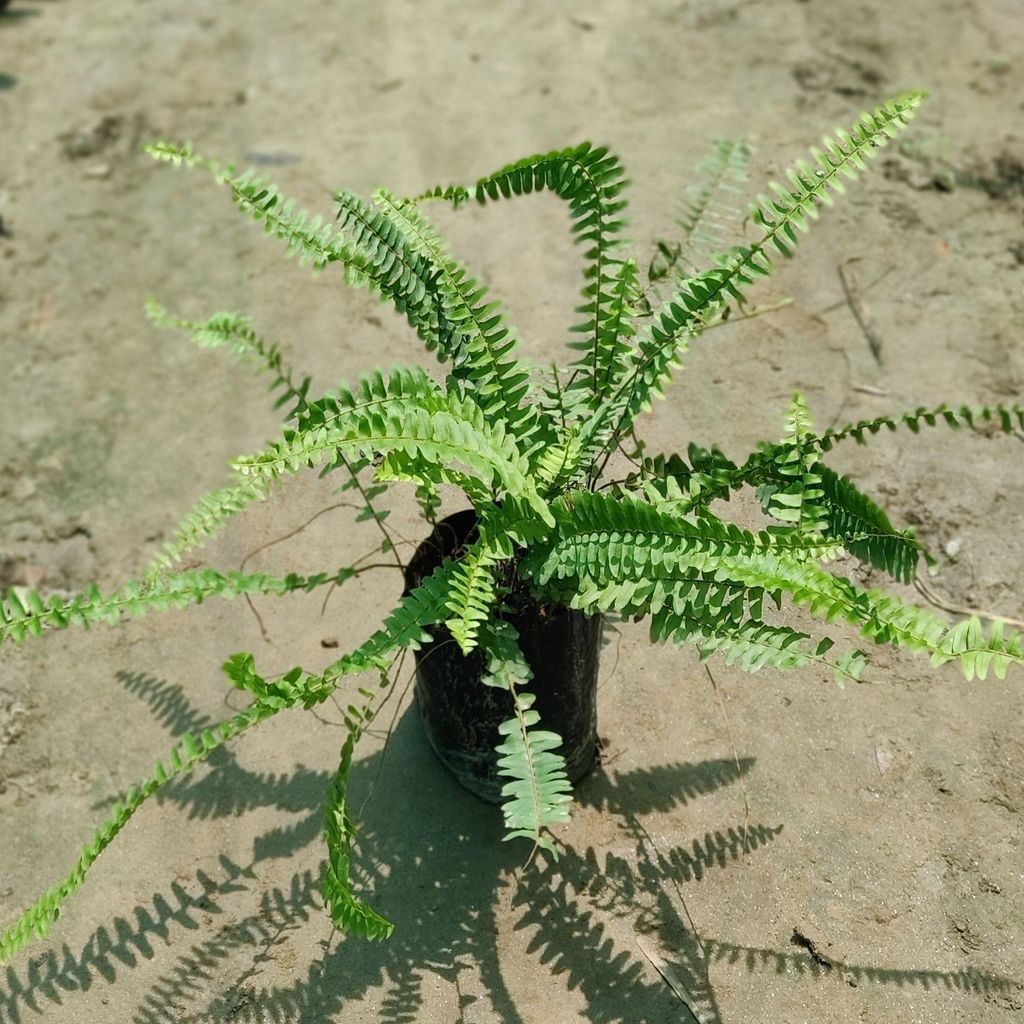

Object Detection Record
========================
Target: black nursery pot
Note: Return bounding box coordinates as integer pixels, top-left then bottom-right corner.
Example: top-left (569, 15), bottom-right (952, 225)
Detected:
top-left (404, 509), bottom-right (601, 803)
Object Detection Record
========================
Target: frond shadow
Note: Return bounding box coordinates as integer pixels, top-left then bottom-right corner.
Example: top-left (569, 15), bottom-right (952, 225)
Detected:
top-left (0, 10), bottom-right (40, 24)
top-left (113, 671), bottom-right (332, 823)
top-left (3, 682), bottom-right (1015, 1024)
top-left (515, 827), bottom-right (1020, 1023)
top-left (577, 756), bottom-right (756, 814)
top-left (703, 936), bottom-right (1020, 996)
top-left (115, 671), bottom-right (220, 740)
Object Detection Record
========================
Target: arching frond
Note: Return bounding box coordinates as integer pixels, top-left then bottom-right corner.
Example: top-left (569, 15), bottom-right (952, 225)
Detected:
top-left (220, 553), bottom-right (463, 712)
top-left (639, 399), bottom-right (1024, 522)
top-left (0, 566), bottom-right (352, 647)
top-left (145, 369), bottom-right (439, 577)
top-left (812, 401), bottom-right (1024, 452)
top-left (372, 189), bottom-right (544, 444)
top-left (578, 92), bottom-right (926, 464)
top-left (322, 676), bottom-right (393, 940)
top-left (648, 138), bottom-right (752, 286)
top-left (235, 389), bottom-right (553, 524)
top-left (333, 188), bottom-right (446, 350)
top-left (651, 609), bottom-right (868, 684)
top-left (145, 300), bottom-right (312, 419)
top-left (146, 143), bottom-right (348, 268)
top-left (524, 490), bottom-right (1024, 681)
top-left (415, 142), bottom-right (631, 413)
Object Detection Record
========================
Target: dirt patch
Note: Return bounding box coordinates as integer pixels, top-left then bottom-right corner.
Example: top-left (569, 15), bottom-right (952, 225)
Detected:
top-left (0, 1), bottom-right (1022, 1022)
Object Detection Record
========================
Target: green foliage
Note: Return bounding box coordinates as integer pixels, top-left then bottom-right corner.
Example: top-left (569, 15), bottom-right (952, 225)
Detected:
top-left (480, 623), bottom-right (573, 855)
top-left (759, 393), bottom-right (828, 537)
top-left (145, 143), bottom-right (348, 267)
top-left (648, 137), bottom-right (752, 286)
top-left (145, 299), bottom-right (312, 417)
top-left (322, 676), bottom-right (394, 940)
top-left (576, 92), bottom-right (926, 464)
top-left (5, 92), bottom-right (1022, 964)
top-left (0, 567), bottom-right (347, 646)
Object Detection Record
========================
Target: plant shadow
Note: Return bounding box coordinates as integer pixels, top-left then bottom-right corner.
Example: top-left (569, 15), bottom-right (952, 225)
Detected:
top-left (0, 10), bottom-right (40, 25)
top-left (0, 673), bottom-right (1018, 1023)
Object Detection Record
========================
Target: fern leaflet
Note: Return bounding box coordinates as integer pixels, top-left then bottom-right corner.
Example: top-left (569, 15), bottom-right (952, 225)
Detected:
top-left (322, 675), bottom-right (394, 940)
top-left (480, 622), bottom-right (572, 856)
top-left (146, 300), bottom-right (312, 419)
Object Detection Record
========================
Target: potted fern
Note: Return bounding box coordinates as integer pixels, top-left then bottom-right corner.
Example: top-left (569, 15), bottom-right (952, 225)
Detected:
top-left (2, 90), bottom-right (1022, 956)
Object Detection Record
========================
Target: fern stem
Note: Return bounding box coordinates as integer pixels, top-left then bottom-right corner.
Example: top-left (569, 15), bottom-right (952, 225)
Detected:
top-left (0, 566), bottom-right (366, 647)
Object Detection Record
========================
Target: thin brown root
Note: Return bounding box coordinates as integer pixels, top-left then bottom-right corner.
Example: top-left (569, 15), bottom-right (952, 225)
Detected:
top-left (913, 575), bottom-right (1024, 630)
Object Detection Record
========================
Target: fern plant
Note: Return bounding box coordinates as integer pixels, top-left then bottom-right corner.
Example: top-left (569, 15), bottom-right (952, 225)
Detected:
top-left (3, 91), bottom-right (1023, 960)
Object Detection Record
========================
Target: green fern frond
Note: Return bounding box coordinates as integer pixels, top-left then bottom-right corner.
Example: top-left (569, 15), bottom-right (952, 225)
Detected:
top-left (146, 143), bottom-right (348, 268)
top-left (322, 676), bottom-right (393, 940)
top-left (235, 390), bottom-right (553, 524)
top-left (0, 566), bottom-right (346, 646)
top-left (297, 367), bottom-right (442, 433)
top-left (372, 189), bottom-right (543, 442)
top-left (442, 499), bottom-right (547, 653)
top-left (650, 609), bottom-right (867, 684)
top-left (812, 400), bottom-right (1024, 452)
top-left (580, 92), bottom-right (926, 463)
top-left (444, 541), bottom-right (503, 654)
top-left (221, 553), bottom-right (464, 712)
top-left (145, 300), bottom-right (312, 419)
top-left (0, 700), bottom-right (277, 962)
top-left (479, 622), bottom-right (572, 856)
top-left (815, 465), bottom-right (922, 583)
top-left (496, 694), bottom-right (573, 855)
top-left (525, 490), bottom-right (843, 591)
top-left (416, 143), bottom-right (630, 413)
top-left (760, 393), bottom-right (827, 536)
top-left (1, 576), bottom-right (443, 958)
top-left (582, 256), bottom-right (641, 415)
top-left (410, 183), bottom-right (472, 206)
top-left (649, 138), bottom-right (751, 284)
top-left (677, 139), bottom-right (752, 254)
top-left (683, 399), bottom-right (1024, 515)
top-left (146, 476), bottom-right (271, 576)
top-left (523, 490), bottom-right (1024, 681)
top-left (333, 188), bottom-right (447, 349)
top-left (698, 551), bottom-right (1024, 680)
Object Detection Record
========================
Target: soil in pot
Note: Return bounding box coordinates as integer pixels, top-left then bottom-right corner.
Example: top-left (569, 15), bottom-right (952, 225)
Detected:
top-left (404, 509), bottom-right (602, 803)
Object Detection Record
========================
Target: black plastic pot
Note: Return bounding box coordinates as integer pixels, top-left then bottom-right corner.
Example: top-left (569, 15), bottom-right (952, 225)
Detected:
top-left (404, 509), bottom-right (601, 803)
